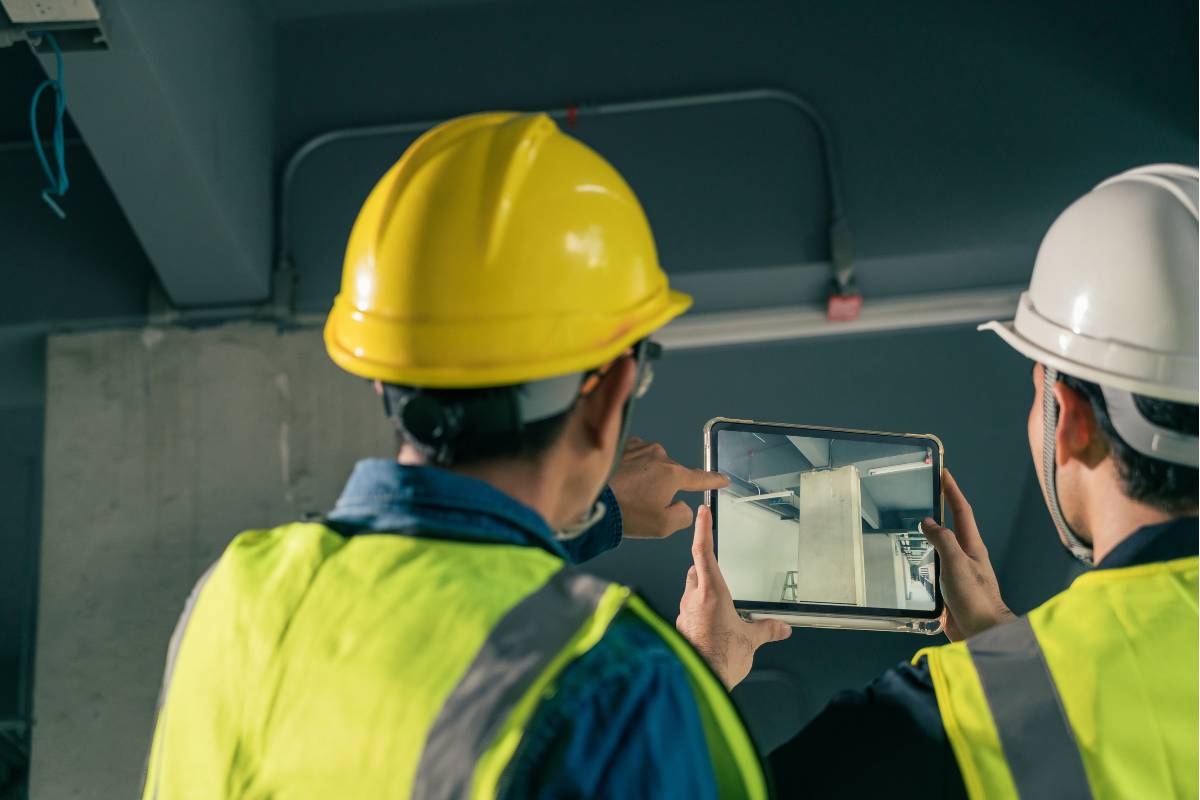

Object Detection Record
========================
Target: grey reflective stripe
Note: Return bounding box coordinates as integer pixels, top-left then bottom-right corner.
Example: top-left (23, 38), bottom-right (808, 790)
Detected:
top-left (412, 567), bottom-right (613, 800)
top-left (967, 617), bottom-right (1093, 799)
top-left (141, 561), bottom-right (220, 800)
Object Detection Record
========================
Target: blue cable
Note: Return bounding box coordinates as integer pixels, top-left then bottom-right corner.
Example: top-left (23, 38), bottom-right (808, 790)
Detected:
top-left (29, 32), bottom-right (69, 219)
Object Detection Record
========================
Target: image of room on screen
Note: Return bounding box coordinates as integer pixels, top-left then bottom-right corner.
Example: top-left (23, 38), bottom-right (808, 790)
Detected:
top-left (717, 430), bottom-right (936, 611)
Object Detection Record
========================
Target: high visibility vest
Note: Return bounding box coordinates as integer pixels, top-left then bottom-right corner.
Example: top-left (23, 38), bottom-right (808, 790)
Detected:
top-left (142, 523), bottom-right (767, 799)
top-left (916, 556), bottom-right (1198, 799)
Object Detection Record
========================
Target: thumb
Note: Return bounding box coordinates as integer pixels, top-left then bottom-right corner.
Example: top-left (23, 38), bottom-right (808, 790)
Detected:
top-left (921, 517), bottom-right (964, 562)
top-left (690, 505), bottom-right (722, 590)
top-left (748, 618), bottom-right (792, 647)
top-left (684, 565), bottom-right (698, 592)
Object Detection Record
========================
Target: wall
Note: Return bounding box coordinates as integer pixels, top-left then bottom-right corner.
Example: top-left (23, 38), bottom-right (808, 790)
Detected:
top-left (717, 493), bottom-right (798, 602)
top-left (32, 323), bottom-right (392, 798)
top-left (0, 44), bottom-right (157, 745)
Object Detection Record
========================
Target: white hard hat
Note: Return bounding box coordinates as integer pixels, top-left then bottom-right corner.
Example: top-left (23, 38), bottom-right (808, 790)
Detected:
top-left (982, 164), bottom-right (1199, 565)
top-left (980, 164), bottom-right (1199, 405)
top-left (982, 164), bottom-right (1199, 473)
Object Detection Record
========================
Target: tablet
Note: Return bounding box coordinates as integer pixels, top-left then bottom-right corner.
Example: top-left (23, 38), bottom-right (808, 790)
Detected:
top-left (704, 418), bottom-right (944, 635)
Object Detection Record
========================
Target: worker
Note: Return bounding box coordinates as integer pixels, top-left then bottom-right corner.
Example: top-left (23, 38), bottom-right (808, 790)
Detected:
top-left (678, 164), bottom-right (1199, 799)
top-left (140, 112), bottom-right (791, 799)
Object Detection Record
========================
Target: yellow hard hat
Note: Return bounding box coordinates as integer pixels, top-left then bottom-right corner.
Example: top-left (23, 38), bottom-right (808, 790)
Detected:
top-left (324, 111), bottom-right (692, 388)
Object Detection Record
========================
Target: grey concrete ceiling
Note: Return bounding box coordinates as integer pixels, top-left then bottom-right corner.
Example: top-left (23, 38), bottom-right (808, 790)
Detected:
top-left (0, 46), bottom-right (154, 330)
top-left (267, 0), bottom-right (505, 19)
top-left (0, 46), bottom-right (78, 142)
top-left (7, 0), bottom-right (1197, 315)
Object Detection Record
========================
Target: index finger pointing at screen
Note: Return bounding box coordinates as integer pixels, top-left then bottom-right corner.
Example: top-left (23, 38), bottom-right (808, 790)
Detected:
top-left (676, 467), bottom-right (730, 493)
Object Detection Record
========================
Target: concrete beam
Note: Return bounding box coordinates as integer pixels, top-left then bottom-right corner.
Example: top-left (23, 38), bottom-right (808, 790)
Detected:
top-left (38, 0), bottom-right (275, 306)
top-left (787, 435), bottom-right (830, 468)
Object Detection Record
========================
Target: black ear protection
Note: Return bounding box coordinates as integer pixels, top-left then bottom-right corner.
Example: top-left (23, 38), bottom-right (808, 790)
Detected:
top-left (381, 339), bottom-right (663, 466)
top-left (381, 385), bottom-right (523, 465)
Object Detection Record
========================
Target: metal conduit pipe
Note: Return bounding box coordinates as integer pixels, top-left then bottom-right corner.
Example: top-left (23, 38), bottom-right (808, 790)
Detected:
top-left (274, 87), bottom-right (850, 310)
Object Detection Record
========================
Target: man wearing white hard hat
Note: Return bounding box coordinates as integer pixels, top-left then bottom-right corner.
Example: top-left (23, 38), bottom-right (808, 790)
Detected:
top-left (678, 165), bottom-right (1198, 799)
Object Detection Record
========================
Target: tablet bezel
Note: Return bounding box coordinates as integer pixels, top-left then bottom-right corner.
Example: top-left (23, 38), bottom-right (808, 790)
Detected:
top-left (705, 417), bottom-right (945, 622)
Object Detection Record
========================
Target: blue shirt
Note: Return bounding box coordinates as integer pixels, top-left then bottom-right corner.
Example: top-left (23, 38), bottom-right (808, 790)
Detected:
top-left (769, 515), bottom-right (1200, 800)
top-left (325, 459), bottom-right (719, 800)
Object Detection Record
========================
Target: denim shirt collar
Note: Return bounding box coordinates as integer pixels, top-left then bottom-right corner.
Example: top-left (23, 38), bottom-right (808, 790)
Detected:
top-left (325, 458), bottom-right (572, 560)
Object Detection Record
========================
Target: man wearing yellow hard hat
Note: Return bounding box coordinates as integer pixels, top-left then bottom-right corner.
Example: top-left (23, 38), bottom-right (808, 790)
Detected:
top-left (141, 112), bottom-right (790, 798)
top-left (681, 165), bottom-right (1198, 799)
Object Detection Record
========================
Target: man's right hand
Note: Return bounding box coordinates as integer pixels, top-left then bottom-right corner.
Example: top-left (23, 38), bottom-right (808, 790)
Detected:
top-left (609, 437), bottom-right (729, 540)
top-left (921, 469), bottom-right (1015, 641)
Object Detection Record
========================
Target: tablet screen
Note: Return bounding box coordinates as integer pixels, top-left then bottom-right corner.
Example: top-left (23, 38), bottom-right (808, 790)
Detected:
top-left (711, 422), bottom-right (941, 616)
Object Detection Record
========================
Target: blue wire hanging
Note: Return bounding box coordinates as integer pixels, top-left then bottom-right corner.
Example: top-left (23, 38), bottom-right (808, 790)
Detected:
top-left (29, 32), bottom-right (69, 220)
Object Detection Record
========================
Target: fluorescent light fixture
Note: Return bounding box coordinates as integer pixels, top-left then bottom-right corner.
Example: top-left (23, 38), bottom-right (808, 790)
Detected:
top-left (866, 462), bottom-right (932, 477)
top-left (656, 286), bottom-right (1022, 351)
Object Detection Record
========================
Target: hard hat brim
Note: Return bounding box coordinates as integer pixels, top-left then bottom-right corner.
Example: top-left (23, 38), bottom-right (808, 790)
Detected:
top-left (979, 318), bottom-right (1199, 405)
top-left (325, 287), bottom-right (693, 389)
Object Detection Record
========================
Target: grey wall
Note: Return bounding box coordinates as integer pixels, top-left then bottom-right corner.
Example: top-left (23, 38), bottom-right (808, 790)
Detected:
top-left (0, 45), bottom-right (157, 734)
top-left (33, 324), bottom-right (392, 799)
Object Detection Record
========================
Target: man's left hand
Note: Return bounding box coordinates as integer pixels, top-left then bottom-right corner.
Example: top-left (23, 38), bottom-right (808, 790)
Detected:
top-left (609, 437), bottom-right (729, 539)
top-left (676, 505), bottom-right (792, 688)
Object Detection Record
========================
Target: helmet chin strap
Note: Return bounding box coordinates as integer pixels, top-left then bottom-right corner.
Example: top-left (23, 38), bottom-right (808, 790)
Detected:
top-left (1042, 366), bottom-right (1095, 565)
top-left (555, 342), bottom-right (652, 541)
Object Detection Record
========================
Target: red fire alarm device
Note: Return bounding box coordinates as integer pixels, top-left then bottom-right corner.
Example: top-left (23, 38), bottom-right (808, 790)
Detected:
top-left (826, 290), bottom-right (863, 322)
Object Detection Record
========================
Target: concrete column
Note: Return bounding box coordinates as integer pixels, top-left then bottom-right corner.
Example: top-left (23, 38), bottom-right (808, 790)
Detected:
top-left (32, 323), bottom-right (391, 798)
top-left (794, 465), bottom-right (866, 605)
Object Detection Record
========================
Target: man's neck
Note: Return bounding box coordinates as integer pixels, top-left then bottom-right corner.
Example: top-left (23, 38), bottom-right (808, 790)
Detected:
top-left (1085, 491), bottom-right (1190, 565)
top-left (398, 447), bottom-right (568, 530)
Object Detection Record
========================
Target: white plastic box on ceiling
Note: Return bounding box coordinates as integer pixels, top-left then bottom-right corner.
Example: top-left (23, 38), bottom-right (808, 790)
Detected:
top-left (2, 0), bottom-right (99, 22)
top-left (0, 0), bottom-right (106, 50)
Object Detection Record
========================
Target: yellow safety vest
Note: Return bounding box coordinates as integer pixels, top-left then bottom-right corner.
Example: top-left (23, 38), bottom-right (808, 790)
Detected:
top-left (916, 555), bottom-right (1198, 799)
top-left (142, 522), bottom-right (767, 799)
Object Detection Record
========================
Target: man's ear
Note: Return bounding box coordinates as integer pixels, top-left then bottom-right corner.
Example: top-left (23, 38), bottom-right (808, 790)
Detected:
top-left (1052, 381), bottom-right (1107, 467)
top-left (576, 359), bottom-right (637, 451)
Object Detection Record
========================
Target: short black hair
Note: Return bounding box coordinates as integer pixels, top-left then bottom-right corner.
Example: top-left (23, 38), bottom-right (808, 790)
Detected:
top-left (1060, 374), bottom-right (1198, 514)
top-left (383, 384), bottom-right (573, 468)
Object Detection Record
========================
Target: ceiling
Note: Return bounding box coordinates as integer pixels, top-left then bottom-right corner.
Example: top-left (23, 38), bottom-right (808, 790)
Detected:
top-left (1, 0), bottom-right (1195, 320)
top-left (0, 46), bottom-right (79, 144)
top-left (0, 45), bottom-right (154, 331)
top-left (267, 0), bottom-right (507, 19)
top-left (718, 429), bottom-right (934, 526)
